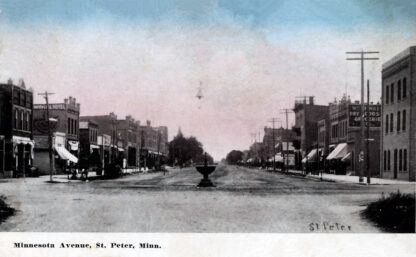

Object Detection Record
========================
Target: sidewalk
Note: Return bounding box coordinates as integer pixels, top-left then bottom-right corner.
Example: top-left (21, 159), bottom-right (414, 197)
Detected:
top-left (43, 171), bottom-right (103, 183)
top-left (285, 169), bottom-right (416, 185)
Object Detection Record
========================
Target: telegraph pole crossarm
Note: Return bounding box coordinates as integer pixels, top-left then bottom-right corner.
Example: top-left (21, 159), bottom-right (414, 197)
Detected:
top-left (37, 91), bottom-right (55, 182)
top-left (280, 109), bottom-right (294, 172)
top-left (268, 118), bottom-right (280, 172)
top-left (346, 50), bottom-right (379, 183)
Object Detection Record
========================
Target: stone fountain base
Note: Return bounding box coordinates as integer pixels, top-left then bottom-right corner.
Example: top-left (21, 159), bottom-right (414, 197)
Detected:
top-left (195, 165), bottom-right (216, 187)
top-left (197, 178), bottom-right (215, 187)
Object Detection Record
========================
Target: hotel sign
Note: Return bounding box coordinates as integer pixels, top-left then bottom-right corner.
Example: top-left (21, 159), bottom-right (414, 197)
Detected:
top-left (34, 104), bottom-right (66, 110)
top-left (348, 104), bottom-right (381, 127)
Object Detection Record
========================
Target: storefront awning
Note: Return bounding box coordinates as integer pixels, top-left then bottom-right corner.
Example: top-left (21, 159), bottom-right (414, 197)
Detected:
top-left (12, 136), bottom-right (34, 146)
top-left (55, 146), bottom-right (78, 163)
top-left (302, 149), bottom-right (320, 163)
top-left (326, 143), bottom-right (348, 160)
top-left (341, 152), bottom-right (351, 162)
top-left (90, 144), bottom-right (100, 149)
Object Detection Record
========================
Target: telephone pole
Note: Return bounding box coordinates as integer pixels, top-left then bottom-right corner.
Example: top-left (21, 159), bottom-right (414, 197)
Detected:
top-left (366, 80), bottom-right (371, 184)
top-left (346, 50), bottom-right (378, 183)
top-left (280, 109), bottom-right (293, 172)
top-left (38, 91), bottom-right (55, 182)
top-left (250, 133), bottom-right (258, 165)
top-left (268, 118), bottom-right (280, 172)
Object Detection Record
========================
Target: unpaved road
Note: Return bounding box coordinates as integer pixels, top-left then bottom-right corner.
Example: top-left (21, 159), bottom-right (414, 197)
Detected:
top-left (0, 164), bottom-right (414, 232)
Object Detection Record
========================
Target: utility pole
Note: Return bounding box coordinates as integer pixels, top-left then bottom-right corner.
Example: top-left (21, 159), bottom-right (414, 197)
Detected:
top-left (268, 118), bottom-right (280, 172)
top-left (157, 130), bottom-right (161, 171)
top-left (280, 109), bottom-right (293, 172)
top-left (366, 80), bottom-right (371, 184)
top-left (250, 133), bottom-right (257, 166)
top-left (38, 91), bottom-right (55, 182)
top-left (346, 50), bottom-right (378, 183)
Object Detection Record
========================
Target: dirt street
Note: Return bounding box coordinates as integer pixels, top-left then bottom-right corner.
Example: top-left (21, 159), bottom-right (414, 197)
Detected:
top-left (0, 164), bottom-right (414, 232)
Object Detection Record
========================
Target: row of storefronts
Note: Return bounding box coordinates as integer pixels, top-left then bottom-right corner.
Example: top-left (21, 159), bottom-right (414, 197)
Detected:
top-left (0, 80), bottom-right (35, 178)
top-left (244, 46), bottom-right (415, 181)
top-left (293, 46), bottom-right (415, 181)
top-left (0, 81), bottom-right (169, 177)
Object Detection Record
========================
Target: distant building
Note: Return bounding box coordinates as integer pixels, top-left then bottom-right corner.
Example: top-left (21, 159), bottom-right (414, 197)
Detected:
top-left (33, 96), bottom-right (80, 174)
top-left (293, 96), bottom-right (329, 169)
top-left (0, 79), bottom-right (34, 177)
top-left (262, 127), bottom-right (297, 166)
top-left (381, 46), bottom-right (416, 181)
top-left (80, 113), bottom-right (122, 167)
top-left (116, 115), bottom-right (138, 167)
top-left (138, 120), bottom-right (169, 170)
top-left (79, 120), bottom-right (100, 171)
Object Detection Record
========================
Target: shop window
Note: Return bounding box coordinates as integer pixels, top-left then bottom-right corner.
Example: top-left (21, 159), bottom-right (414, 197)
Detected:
top-left (394, 149), bottom-right (398, 172)
top-left (402, 110), bottom-right (406, 131)
top-left (388, 150), bottom-right (391, 170)
top-left (404, 149), bottom-right (407, 171)
top-left (397, 111), bottom-right (401, 132)
top-left (27, 113), bottom-right (31, 131)
top-left (397, 80), bottom-right (401, 101)
top-left (402, 78), bottom-right (407, 98)
top-left (19, 110), bottom-right (23, 129)
top-left (390, 113), bottom-right (393, 132)
top-left (14, 109), bottom-right (18, 129)
top-left (399, 149), bottom-right (402, 171)
top-left (390, 83), bottom-right (394, 103)
top-left (23, 112), bottom-right (27, 131)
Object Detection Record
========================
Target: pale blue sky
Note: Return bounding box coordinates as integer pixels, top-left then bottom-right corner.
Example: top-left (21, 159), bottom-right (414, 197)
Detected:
top-left (0, 0), bottom-right (414, 159)
top-left (1, 0), bottom-right (415, 29)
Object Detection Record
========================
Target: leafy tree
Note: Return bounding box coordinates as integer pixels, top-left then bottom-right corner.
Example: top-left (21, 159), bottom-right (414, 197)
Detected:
top-left (225, 150), bottom-right (243, 164)
top-left (168, 129), bottom-right (210, 166)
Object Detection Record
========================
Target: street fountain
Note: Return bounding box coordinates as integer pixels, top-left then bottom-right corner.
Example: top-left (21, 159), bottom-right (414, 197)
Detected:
top-left (195, 152), bottom-right (216, 187)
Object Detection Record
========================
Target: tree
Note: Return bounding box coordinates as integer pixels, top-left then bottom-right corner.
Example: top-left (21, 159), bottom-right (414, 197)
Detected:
top-left (225, 150), bottom-right (243, 164)
top-left (168, 129), bottom-right (209, 166)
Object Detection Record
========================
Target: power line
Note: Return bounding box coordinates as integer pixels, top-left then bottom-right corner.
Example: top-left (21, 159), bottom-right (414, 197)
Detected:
top-left (346, 50), bottom-right (379, 183)
top-left (38, 91), bottom-right (55, 182)
top-left (268, 118), bottom-right (280, 172)
top-left (280, 109), bottom-right (294, 171)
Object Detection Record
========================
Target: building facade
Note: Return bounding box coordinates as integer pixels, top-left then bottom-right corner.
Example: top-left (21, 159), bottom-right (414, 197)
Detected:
top-left (80, 113), bottom-right (122, 167)
top-left (116, 115), bottom-right (138, 168)
top-left (0, 79), bottom-right (34, 177)
top-left (381, 46), bottom-right (416, 181)
top-left (293, 96), bottom-right (329, 169)
top-left (79, 120), bottom-right (100, 171)
top-left (326, 96), bottom-right (381, 176)
top-left (33, 96), bottom-right (80, 174)
top-left (138, 120), bottom-right (169, 170)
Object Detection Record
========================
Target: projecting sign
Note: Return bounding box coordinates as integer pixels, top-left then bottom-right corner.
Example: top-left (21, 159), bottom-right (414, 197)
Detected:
top-left (34, 104), bottom-right (66, 110)
top-left (348, 104), bottom-right (381, 127)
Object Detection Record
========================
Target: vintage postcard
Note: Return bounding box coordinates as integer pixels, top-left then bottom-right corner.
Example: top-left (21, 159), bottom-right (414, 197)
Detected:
top-left (0, 0), bottom-right (415, 256)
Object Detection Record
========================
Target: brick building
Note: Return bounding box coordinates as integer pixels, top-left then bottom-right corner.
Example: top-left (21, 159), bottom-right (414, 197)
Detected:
top-left (116, 115), bottom-right (138, 167)
top-left (381, 46), bottom-right (416, 181)
top-left (79, 120), bottom-right (100, 171)
top-left (80, 113), bottom-right (122, 167)
top-left (262, 127), bottom-right (297, 166)
top-left (138, 120), bottom-right (169, 170)
top-left (33, 96), bottom-right (80, 174)
top-left (325, 96), bottom-right (381, 176)
top-left (0, 79), bottom-right (34, 177)
top-left (293, 97), bottom-right (329, 169)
